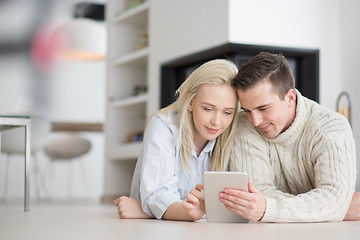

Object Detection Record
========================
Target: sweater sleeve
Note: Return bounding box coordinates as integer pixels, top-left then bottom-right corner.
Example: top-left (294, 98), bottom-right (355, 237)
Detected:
top-left (230, 116), bottom-right (357, 222)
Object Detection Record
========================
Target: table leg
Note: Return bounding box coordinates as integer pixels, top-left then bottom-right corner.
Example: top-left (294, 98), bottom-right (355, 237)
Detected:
top-left (24, 124), bottom-right (31, 211)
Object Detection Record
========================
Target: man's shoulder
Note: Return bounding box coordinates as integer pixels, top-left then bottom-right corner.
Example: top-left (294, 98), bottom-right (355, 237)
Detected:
top-left (302, 97), bottom-right (352, 138)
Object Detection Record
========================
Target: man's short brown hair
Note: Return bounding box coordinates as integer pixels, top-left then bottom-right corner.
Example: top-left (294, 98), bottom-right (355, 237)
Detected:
top-left (233, 52), bottom-right (295, 99)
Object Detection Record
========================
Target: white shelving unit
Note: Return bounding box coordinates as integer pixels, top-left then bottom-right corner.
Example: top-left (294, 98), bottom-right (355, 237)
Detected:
top-left (103, 0), bottom-right (150, 200)
top-left (106, 0), bottom-right (149, 159)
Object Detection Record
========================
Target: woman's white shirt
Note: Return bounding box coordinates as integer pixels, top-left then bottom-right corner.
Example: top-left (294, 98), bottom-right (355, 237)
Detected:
top-left (130, 110), bottom-right (215, 219)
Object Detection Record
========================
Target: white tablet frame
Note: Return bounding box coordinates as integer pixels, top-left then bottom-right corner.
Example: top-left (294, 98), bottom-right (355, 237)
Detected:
top-left (203, 171), bottom-right (249, 223)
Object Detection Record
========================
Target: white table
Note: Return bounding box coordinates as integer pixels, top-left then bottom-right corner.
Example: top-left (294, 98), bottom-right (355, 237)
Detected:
top-left (0, 115), bottom-right (31, 211)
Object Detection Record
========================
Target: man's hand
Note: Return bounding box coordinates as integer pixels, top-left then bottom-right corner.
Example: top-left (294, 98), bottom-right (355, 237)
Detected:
top-left (113, 196), bottom-right (152, 219)
top-left (344, 192), bottom-right (360, 221)
top-left (219, 180), bottom-right (266, 221)
top-left (182, 184), bottom-right (206, 221)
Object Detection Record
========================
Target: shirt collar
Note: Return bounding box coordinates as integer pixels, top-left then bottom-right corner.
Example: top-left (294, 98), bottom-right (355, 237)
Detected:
top-left (191, 138), bottom-right (216, 157)
top-left (204, 139), bottom-right (216, 156)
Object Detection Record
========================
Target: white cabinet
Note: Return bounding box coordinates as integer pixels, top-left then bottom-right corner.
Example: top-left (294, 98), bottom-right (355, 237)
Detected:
top-left (103, 0), bottom-right (150, 200)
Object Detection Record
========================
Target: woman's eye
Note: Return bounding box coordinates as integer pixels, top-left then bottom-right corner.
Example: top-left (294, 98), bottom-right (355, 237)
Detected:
top-left (204, 108), bottom-right (212, 111)
top-left (224, 111), bottom-right (233, 115)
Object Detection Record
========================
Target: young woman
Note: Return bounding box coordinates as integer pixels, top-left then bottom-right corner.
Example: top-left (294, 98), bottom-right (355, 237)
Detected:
top-left (113, 59), bottom-right (239, 221)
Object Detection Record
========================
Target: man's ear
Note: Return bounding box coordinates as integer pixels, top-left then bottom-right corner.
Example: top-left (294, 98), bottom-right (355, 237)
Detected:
top-left (287, 89), bottom-right (296, 106)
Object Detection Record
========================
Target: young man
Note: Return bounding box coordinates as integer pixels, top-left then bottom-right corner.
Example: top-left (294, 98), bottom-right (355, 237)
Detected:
top-left (219, 52), bottom-right (359, 222)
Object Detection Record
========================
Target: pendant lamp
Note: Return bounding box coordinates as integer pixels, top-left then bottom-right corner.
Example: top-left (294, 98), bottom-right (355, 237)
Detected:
top-left (52, 2), bottom-right (106, 61)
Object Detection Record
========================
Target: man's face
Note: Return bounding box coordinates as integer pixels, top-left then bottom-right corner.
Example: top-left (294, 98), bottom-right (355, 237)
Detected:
top-left (237, 78), bottom-right (296, 139)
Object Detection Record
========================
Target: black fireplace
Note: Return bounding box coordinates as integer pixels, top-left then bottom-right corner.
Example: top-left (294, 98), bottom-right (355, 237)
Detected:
top-left (160, 43), bottom-right (319, 108)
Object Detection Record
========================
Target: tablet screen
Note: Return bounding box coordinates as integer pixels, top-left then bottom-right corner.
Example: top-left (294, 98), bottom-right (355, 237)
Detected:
top-left (203, 171), bottom-right (249, 223)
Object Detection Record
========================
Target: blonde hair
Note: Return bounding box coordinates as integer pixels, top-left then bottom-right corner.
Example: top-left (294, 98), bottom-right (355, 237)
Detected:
top-left (157, 59), bottom-right (239, 174)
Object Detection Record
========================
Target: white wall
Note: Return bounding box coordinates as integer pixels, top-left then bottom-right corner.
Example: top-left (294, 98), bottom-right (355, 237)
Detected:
top-left (339, 0), bottom-right (360, 191)
top-left (49, 61), bottom-right (105, 122)
top-left (0, 54), bottom-right (30, 114)
top-left (229, 0), bottom-right (341, 109)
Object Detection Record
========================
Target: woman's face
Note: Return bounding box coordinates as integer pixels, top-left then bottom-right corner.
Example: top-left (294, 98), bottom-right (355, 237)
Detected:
top-left (189, 83), bottom-right (237, 147)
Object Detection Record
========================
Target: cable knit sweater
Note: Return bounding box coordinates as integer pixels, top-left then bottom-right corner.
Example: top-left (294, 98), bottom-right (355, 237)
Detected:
top-left (229, 89), bottom-right (357, 222)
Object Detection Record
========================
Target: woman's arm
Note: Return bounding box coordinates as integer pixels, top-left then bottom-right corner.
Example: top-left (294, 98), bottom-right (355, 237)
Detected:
top-left (162, 201), bottom-right (203, 221)
top-left (162, 184), bottom-right (206, 221)
top-left (114, 196), bottom-right (152, 219)
top-left (113, 186), bottom-right (206, 221)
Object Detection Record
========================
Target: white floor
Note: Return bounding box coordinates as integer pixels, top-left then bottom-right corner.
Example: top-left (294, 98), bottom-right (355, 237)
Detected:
top-left (2, 199), bottom-right (360, 240)
top-left (0, 199), bottom-right (120, 240)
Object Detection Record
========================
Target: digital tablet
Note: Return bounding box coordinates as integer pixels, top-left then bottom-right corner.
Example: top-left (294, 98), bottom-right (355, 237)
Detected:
top-left (203, 171), bottom-right (249, 223)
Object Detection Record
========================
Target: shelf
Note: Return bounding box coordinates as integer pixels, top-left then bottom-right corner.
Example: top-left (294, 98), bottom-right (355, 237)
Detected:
top-left (112, 48), bottom-right (149, 67)
top-left (110, 93), bottom-right (148, 109)
top-left (113, 2), bottom-right (149, 26)
top-left (108, 142), bottom-right (143, 160)
top-left (104, 0), bottom-right (150, 197)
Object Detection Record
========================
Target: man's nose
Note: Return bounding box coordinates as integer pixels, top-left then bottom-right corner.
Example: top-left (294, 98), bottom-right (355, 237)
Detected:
top-left (250, 111), bottom-right (262, 127)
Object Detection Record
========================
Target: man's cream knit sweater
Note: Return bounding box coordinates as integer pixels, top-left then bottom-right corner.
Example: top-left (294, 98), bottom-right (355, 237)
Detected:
top-left (229, 90), bottom-right (357, 222)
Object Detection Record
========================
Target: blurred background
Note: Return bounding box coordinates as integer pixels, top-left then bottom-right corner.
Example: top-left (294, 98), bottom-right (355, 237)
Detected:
top-left (0, 0), bottom-right (106, 201)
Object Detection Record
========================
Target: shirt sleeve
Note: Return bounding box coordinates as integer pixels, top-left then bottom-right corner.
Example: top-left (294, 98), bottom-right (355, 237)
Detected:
top-left (138, 115), bottom-right (182, 219)
top-left (230, 122), bottom-right (356, 223)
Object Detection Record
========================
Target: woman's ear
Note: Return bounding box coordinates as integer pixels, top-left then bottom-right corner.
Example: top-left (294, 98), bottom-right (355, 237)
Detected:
top-left (188, 100), bottom-right (193, 112)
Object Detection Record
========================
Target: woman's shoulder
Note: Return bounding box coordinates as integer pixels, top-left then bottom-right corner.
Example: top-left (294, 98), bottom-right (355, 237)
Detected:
top-left (146, 109), bottom-right (180, 138)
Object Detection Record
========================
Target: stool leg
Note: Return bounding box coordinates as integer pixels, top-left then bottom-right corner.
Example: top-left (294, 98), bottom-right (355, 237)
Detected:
top-left (80, 157), bottom-right (88, 198)
top-left (47, 158), bottom-right (54, 200)
top-left (68, 162), bottom-right (73, 199)
top-left (3, 154), bottom-right (10, 200)
top-left (33, 153), bottom-right (49, 200)
top-left (32, 155), bottom-right (40, 201)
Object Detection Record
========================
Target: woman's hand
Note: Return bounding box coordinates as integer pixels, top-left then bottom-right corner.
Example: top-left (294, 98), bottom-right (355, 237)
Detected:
top-left (113, 196), bottom-right (152, 219)
top-left (182, 184), bottom-right (206, 221)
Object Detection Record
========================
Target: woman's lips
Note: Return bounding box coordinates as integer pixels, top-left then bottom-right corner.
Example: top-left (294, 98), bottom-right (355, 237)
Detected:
top-left (206, 127), bottom-right (219, 134)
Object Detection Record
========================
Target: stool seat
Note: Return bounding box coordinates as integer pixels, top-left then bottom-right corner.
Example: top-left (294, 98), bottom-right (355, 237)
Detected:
top-left (45, 136), bottom-right (91, 160)
top-left (44, 135), bottom-right (91, 199)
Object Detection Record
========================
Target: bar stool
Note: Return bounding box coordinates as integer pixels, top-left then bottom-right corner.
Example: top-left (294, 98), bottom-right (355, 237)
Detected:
top-left (44, 134), bottom-right (91, 198)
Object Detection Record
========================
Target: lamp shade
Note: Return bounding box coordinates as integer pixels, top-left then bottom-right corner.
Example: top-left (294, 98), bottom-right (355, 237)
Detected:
top-left (51, 18), bottom-right (106, 61)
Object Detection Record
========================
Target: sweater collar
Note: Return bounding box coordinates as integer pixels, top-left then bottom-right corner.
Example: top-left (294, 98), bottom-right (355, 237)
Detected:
top-left (264, 89), bottom-right (307, 146)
